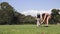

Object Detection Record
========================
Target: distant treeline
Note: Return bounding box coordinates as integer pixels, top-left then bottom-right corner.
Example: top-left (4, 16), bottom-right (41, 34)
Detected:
top-left (0, 2), bottom-right (60, 25)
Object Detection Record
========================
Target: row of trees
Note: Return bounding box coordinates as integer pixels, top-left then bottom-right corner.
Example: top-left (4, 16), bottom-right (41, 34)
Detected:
top-left (0, 2), bottom-right (60, 25)
top-left (0, 2), bottom-right (36, 25)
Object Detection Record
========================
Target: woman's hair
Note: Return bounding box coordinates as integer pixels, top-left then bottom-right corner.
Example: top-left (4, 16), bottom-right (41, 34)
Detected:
top-left (42, 13), bottom-right (45, 19)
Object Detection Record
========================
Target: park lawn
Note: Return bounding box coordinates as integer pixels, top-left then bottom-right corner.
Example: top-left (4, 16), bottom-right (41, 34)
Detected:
top-left (0, 24), bottom-right (60, 34)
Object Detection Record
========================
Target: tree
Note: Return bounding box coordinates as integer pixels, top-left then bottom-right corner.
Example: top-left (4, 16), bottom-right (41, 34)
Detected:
top-left (51, 9), bottom-right (60, 24)
top-left (0, 2), bottom-right (15, 24)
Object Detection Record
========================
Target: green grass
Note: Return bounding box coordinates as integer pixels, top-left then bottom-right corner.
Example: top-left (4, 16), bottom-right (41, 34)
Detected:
top-left (0, 24), bottom-right (60, 34)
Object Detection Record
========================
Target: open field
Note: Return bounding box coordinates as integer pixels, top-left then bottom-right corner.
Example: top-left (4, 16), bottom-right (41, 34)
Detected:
top-left (0, 24), bottom-right (60, 34)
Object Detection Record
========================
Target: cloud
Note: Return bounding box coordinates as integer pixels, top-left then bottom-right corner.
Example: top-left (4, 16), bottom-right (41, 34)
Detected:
top-left (20, 9), bottom-right (51, 16)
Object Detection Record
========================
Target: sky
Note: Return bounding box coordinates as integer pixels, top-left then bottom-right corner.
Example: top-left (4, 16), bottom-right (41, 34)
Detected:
top-left (0, 0), bottom-right (60, 16)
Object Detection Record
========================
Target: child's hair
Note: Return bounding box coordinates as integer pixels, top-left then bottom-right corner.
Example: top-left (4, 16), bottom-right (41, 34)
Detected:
top-left (37, 13), bottom-right (40, 18)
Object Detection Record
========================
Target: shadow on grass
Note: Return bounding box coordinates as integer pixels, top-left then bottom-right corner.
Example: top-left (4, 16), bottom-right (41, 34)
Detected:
top-left (40, 25), bottom-right (50, 27)
top-left (36, 25), bottom-right (50, 28)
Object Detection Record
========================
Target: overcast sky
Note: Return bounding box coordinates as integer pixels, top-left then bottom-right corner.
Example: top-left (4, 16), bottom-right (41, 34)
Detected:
top-left (0, 0), bottom-right (60, 16)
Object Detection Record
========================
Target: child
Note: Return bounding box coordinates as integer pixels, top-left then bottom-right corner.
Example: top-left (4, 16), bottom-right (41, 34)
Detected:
top-left (37, 13), bottom-right (40, 27)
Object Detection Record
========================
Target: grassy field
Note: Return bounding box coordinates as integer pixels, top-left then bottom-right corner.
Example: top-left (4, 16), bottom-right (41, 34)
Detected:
top-left (0, 24), bottom-right (60, 34)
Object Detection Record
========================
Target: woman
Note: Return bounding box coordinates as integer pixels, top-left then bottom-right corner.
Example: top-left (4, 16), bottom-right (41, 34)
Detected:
top-left (42, 13), bottom-right (51, 26)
